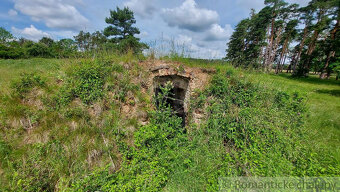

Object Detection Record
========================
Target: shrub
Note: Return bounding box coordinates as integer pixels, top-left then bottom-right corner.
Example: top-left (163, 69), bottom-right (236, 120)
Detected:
top-left (11, 73), bottom-right (46, 97)
top-left (26, 43), bottom-right (52, 58)
top-left (56, 60), bottom-right (109, 105)
top-left (0, 44), bottom-right (23, 59)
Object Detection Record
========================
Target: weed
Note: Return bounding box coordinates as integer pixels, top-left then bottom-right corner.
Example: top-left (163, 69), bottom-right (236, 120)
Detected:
top-left (11, 72), bottom-right (46, 98)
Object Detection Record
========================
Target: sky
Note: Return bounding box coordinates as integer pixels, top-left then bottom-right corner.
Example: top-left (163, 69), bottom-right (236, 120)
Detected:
top-left (0, 0), bottom-right (311, 59)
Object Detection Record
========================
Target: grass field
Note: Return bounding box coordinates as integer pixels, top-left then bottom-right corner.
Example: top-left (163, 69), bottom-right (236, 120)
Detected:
top-left (247, 72), bottom-right (340, 160)
top-left (0, 58), bottom-right (63, 94)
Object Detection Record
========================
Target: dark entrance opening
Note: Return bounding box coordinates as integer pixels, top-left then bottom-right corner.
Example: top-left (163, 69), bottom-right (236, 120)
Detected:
top-left (154, 75), bottom-right (189, 127)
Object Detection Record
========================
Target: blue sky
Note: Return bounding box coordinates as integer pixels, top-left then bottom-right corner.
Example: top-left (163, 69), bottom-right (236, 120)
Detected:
top-left (0, 0), bottom-right (310, 58)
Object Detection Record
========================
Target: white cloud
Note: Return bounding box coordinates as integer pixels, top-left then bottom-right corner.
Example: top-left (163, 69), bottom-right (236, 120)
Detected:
top-left (13, 0), bottom-right (89, 31)
top-left (8, 9), bottom-right (18, 17)
top-left (172, 34), bottom-right (225, 59)
top-left (204, 24), bottom-right (233, 41)
top-left (124, 0), bottom-right (157, 19)
top-left (162, 0), bottom-right (219, 32)
top-left (12, 25), bottom-right (50, 41)
top-left (176, 34), bottom-right (192, 45)
top-left (48, 30), bottom-right (78, 39)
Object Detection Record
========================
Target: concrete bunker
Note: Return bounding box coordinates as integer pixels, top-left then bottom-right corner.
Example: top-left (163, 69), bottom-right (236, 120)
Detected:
top-left (153, 75), bottom-right (190, 126)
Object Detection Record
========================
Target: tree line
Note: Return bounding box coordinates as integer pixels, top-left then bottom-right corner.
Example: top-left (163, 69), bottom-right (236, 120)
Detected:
top-left (0, 7), bottom-right (147, 59)
top-left (226, 0), bottom-right (339, 79)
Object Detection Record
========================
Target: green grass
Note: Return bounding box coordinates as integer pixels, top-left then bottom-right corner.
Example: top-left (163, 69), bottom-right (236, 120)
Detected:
top-left (246, 72), bottom-right (340, 159)
top-left (177, 58), bottom-right (339, 158)
top-left (0, 56), bottom-right (145, 191)
top-left (0, 58), bottom-right (63, 94)
top-left (182, 57), bottom-right (339, 159)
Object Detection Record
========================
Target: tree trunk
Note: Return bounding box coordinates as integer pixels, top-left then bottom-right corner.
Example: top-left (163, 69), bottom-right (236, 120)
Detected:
top-left (320, 17), bottom-right (339, 79)
top-left (292, 27), bottom-right (308, 74)
top-left (320, 51), bottom-right (335, 79)
top-left (264, 18), bottom-right (276, 72)
top-left (276, 37), bottom-right (289, 74)
top-left (281, 53), bottom-right (287, 73)
top-left (302, 29), bottom-right (319, 75)
top-left (269, 26), bottom-right (283, 73)
top-left (300, 9), bottom-right (326, 76)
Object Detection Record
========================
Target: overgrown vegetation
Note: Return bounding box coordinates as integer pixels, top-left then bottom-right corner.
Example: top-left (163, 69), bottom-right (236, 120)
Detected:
top-left (0, 54), bottom-right (147, 191)
top-left (0, 54), bottom-right (339, 191)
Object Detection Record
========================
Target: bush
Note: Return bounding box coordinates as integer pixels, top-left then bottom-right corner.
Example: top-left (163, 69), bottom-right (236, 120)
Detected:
top-left (0, 44), bottom-right (23, 59)
top-left (71, 62), bottom-right (107, 104)
top-left (118, 36), bottom-right (148, 54)
top-left (11, 73), bottom-right (46, 97)
top-left (54, 60), bottom-right (110, 106)
top-left (26, 43), bottom-right (52, 58)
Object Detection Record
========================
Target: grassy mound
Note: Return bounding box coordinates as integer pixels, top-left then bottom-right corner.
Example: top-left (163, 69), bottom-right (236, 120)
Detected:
top-left (69, 68), bottom-right (339, 191)
top-left (0, 56), bottom-right (339, 191)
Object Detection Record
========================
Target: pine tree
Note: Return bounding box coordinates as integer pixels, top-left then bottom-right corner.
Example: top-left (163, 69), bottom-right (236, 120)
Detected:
top-left (104, 7), bottom-right (147, 53)
top-left (291, 4), bottom-right (315, 74)
top-left (226, 18), bottom-right (250, 66)
top-left (297, 0), bottom-right (335, 76)
top-left (262, 0), bottom-right (288, 71)
top-left (320, 0), bottom-right (339, 79)
top-left (245, 6), bottom-right (272, 68)
top-left (276, 19), bottom-right (299, 73)
top-left (104, 7), bottom-right (140, 41)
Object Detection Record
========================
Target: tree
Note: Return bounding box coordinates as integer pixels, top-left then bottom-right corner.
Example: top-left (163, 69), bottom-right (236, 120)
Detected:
top-left (226, 0), bottom-right (339, 77)
top-left (104, 7), bottom-right (140, 40)
top-left (74, 31), bottom-right (91, 51)
top-left (276, 19), bottom-right (299, 73)
top-left (26, 43), bottom-right (51, 57)
top-left (90, 31), bottom-right (107, 50)
top-left (226, 18), bottom-right (250, 66)
top-left (244, 6), bottom-right (272, 68)
top-left (226, 6), bottom-right (272, 69)
top-left (296, 0), bottom-right (335, 76)
top-left (330, 57), bottom-right (340, 80)
top-left (320, 0), bottom-right (339, 79)
top-left (39, 37), bottom-right (55, 47)
top-left (262, 0), bottom-right (288, 71)
top-left (104, 7), bottom-right (147, 53)
top-left (52, 39), bottom-right (77, 57)
top-left (291, 4), bottom-right (315, 74)
top-left (0, 27), bottom-right (13, 44)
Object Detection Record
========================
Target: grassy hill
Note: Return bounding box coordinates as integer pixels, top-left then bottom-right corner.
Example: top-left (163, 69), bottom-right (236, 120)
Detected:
top-left (0, 56), bottom-right (339, 191)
